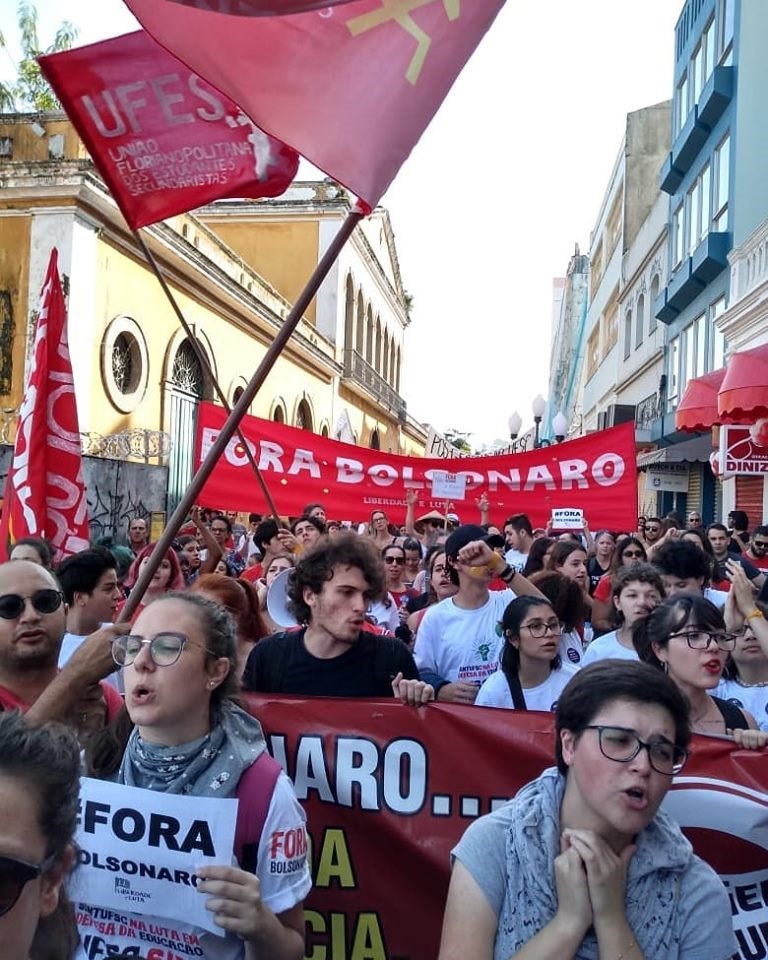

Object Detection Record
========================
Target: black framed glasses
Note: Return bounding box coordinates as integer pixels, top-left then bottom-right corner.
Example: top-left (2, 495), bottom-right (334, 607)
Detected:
top-left (0, 589), bottom-right (64, 620)
top-left (111, 632), bottom-right (214, 667)
top-left (669, 630), bottom-right (736, 651)
top-left (751, 540), bottom-right (768, 551)
top-left (584, 725), bottom-right (688, 775)
top-left (519, 618), bottom-right (563, 638)
top-left (623, 550), bottom-right (645, 559)
top-left (0, 852), bottom-right (57, 917)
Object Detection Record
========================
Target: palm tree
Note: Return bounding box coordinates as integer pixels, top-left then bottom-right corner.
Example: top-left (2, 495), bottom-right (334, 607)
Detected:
top-left (0, 2), bottom-right (77, 112)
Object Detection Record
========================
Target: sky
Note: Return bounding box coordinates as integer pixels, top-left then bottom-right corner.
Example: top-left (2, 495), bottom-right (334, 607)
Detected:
top-left (2, 0), bottom-right (682, 447)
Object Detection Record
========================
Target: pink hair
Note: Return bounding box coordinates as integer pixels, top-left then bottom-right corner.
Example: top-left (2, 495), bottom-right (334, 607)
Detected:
top-left (124, 542), bottom-right (186, 592)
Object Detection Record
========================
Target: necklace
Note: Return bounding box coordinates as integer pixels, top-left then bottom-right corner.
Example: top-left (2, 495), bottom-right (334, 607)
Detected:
top-left (734, 676), bottom-right (768, 688)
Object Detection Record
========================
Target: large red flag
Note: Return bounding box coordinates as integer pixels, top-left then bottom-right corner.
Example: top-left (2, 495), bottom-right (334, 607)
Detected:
top-left (0, 251), bottom-right (90, 562)
top-left (167, 0), bottom-right (358, 13)
top-left (38, 31), bottom-right (299, 231)
top-left (122, 0), bottom-right (507, 210)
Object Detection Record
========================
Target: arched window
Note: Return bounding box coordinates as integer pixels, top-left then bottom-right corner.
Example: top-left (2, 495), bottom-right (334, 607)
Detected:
top-left (395, 346), bottom-right (401, 391)
top-left (171, 340), bottom-right (204, 397)
top-left (649, 276), bottom-right (659, 334)
top-left (635, 295), bottom-right (645, 349)
top-left (383, 334), bottom-right (390, 385)
top-left (624, 309), bottom-right (632, 360)
top-left (233, 386), bottom-right (244, 405)
top-left (365, 305), bottom-right (374, 365)
top-left (356, 291), bottom-right (365, 354)
top-left (375, 316), bottom-right (382, 374)
top-left (296, 399), bottom-right (313, 432)
top-left (370, 428), bottom-right (380, 450)
top-left (273, 404), bottom-right (285, 423)
top-left (344, 274), bottom-right (355, 353)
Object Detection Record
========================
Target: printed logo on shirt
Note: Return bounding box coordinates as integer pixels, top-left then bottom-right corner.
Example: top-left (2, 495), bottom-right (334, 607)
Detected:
top-left (268, 826), bottom-right (309, 875)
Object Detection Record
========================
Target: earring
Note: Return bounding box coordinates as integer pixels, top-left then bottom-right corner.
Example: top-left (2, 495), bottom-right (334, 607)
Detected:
top-left (662, 661), bottom-right (668, 675)
top-left (208, 680), bottom-right (216, 688)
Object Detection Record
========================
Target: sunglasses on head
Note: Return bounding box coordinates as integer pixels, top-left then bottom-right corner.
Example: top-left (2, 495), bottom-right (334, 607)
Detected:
top-left (0, 589), bottom-right (64, 620)
top-left (0, 853), bottom-right (57, 918)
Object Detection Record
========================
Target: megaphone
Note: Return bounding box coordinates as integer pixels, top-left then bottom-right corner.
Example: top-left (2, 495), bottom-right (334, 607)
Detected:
top-left (266, 568), bottom-right (299, 629)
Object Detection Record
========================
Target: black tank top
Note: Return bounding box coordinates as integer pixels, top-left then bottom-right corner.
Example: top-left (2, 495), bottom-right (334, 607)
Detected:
top-left (712, 695), bottom-right (750, 731)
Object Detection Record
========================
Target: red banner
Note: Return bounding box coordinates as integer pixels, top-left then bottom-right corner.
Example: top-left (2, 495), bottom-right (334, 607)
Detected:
top-left (0, 250), bottom-right (89, 561)
top-left (38, 31), bottom-right (299, 230)
top-left (123, 0), bottom-right (506, 210)
top-left (244, 695), bottom-right (768, 960)
top-left (168, 0), bottom-right (359, 13)
top-left (195, 402), bottom-right (639, 529)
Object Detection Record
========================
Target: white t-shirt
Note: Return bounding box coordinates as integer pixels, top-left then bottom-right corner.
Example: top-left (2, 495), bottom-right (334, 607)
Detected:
top-left (414, 590), bottom-right (515, 684)
top-left (74, 770), bottom-right (310, 960)
top-left (705, 587), bottom-right (729, 608)
top-left (559, 628), bottom-right (585, 668)
top-left (581, 630), bottom-right (639, 667)
top-left (714, 679), bottom-right (768, 731)
top-left (475, 663), bottom-right (578, 711)
top-left (503, 548), bottom-right (528, 573)
top-left (367, 593), bottom-right (399, 633)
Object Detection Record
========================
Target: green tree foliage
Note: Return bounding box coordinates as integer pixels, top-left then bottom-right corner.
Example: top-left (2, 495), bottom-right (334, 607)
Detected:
top-left (443, 427), bottom-right (473, 455)
top-left (0, 2), bottom-right (77, 112)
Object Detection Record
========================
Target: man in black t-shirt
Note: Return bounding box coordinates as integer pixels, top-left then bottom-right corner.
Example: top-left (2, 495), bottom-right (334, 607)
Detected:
top-left (242, 533), bottom-right (433, 703)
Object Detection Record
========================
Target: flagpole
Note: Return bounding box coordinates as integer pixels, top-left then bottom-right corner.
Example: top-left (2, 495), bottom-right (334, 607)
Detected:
top-left (133, 228), bottom-right (282, 525)
top-left (118, 208), bottom-right (363, 622)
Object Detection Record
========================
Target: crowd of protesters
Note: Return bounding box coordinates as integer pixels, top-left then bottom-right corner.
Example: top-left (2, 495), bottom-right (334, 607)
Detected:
top-left (0, 499), bottom-right (766, 958)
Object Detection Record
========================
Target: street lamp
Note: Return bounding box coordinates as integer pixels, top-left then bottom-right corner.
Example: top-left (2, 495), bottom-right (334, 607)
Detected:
top-left (532, 394), bottom-right (546, 448)
top-left (552, 411), bottom-right (568, 443)
top-left (508, 411), bottom-right (522, 440)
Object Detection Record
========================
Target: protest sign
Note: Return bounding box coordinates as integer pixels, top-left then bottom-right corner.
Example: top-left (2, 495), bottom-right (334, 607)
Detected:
top-left (430, 470), bottom-right (466, 499)
top-left (243, 695), bottom-right (768, 960)
top-left (195, 405), bottom-right (638, 530)
top-left (550, 506), bottom-right (584, 529)
top-left (72, 777), bottom-right (238, 936)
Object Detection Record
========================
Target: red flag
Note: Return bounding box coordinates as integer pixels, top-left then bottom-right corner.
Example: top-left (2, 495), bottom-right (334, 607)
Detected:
top-left (38, 31), bottom-right (299, 231)
top-left (167, 0), bottom-right (358, 13)
top-left (122, 0), bottom-right (506, 210)
top-left (0, 251), bottom-right (90, 562)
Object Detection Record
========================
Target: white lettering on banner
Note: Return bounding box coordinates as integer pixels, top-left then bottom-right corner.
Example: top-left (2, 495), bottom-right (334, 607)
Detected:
top-left (72, 777), bottom-right (238, 935)
top-left (592, 452), bottom-right (625, 486)
top-left (336, 457), bottom-right (364, 484)
top-left (558, 459), bottom-right (589, 489)
top-left (274, 734), bottom-right (427, 815)
top-left (287, 448), bottom-right (320, 478)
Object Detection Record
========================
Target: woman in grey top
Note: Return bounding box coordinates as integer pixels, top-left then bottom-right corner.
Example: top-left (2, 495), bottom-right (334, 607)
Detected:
top-left (439, 660), bottom-right (736, 960)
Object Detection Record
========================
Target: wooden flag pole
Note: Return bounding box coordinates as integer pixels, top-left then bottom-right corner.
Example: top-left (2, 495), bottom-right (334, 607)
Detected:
top-left (118, 208), bottom-right (362, 622)
top-left (133, 229), bottom-right (282, 525)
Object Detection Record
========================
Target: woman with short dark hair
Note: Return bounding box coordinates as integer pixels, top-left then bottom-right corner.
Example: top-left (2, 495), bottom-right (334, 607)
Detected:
top-left (439, 661), bottom-right (737, 960)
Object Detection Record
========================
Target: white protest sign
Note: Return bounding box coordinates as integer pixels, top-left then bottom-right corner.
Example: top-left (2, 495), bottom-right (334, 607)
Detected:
top-left (551, 507), bottom-right (584, 530)
top-left (430, 470), bottom-right (466, 499)
top-left (71, 777), bottom-right (238, 936)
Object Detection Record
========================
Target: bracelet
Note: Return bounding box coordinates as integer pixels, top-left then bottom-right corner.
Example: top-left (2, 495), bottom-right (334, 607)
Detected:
top-left (746, 608), bottom-right (765, 620)
top-left (500, 565), bottom-right (516, 582)
top-left (616, 940), bottom-right (636, 960)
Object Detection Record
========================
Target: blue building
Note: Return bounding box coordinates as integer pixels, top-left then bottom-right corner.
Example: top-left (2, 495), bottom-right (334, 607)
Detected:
top-left (649, 0), bottom-right (768, 522)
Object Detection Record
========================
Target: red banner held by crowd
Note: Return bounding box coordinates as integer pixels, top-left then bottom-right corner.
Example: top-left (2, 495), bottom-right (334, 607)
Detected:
top-left (38, 31), bottom-right (299, 230)
top-left (243, 695), bottom-right (768, 960)
top-left (195, 402), bottom-right (639, 529)
top-left (123, 0), bottom-right (507, 210)
top-left (0, 250), bottom-right (89, 561)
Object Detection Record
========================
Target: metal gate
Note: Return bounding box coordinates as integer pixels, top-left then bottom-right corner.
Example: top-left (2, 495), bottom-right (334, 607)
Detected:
top-left (166, 388), bottom-right (199, 516)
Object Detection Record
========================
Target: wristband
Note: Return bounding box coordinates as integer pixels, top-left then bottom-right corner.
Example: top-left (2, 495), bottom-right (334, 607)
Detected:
top-left (500, 565), bottom-right (516, 582)
top-left (746, 608), bottom-right (765, 620)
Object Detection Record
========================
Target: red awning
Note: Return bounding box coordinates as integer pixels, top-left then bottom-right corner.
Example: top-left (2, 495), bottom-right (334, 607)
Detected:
top-left (718, 343), bottom-right (768, 423)
top-left (675, 367), bottom-right (726, 432)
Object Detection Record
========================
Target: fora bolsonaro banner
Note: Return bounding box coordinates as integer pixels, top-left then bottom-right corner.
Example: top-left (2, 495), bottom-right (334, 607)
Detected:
top-left (195, 403), bottom-right (638, 529)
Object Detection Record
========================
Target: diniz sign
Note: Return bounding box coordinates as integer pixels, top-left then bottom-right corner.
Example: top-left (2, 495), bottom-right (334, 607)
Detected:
top-left (195, 403), bottom-right (638, 528)
top-left (719, 422), bottom-right (768, 476)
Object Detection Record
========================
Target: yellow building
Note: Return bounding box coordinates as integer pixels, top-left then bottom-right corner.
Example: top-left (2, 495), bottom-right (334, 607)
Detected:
top-left (0, 113), bottom-right (425, 511)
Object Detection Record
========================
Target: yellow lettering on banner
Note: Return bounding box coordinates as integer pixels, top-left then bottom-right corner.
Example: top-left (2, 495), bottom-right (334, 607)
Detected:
top-left (346, 0), bottom-right (460, 85)
top-left (303, 911), bottom-right (387, 960)
top-left (314, 828), bottom-right (356, 888)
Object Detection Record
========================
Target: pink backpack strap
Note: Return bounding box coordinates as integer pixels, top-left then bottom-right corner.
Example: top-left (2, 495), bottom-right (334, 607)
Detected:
top-left (234, 751), bottom-right (283, 873)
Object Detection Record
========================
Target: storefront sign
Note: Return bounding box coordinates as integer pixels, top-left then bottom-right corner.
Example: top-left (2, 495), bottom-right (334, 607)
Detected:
top-left (719, 422), bottom-right (768, 476)
top-left (645, 463), bottom-right (690, 492)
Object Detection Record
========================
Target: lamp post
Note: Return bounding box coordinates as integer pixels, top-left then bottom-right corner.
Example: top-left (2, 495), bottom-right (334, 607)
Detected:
top-left (552, 411), bottom-right (568, 443)
top-left (532, 394), bottom-right (546, 448)
top-left (508, 411), bottom-right (522, 440)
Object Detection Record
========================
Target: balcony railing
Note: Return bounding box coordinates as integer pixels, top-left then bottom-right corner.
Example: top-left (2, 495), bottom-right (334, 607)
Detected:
top-left (635, 392), bottom-right (663, 431)
top-left (342, 349), bottom-right (407, 422)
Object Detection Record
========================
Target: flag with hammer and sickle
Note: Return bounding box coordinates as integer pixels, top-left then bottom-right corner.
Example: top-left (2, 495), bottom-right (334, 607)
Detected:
top-left (123, 0), bottom-right (506, 210)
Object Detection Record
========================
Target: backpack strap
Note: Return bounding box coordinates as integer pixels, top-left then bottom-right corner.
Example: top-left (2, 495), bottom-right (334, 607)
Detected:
top-left (234, 751), bottom-right (283, 873)
top-left (505, 671), bottom-right (528, 711)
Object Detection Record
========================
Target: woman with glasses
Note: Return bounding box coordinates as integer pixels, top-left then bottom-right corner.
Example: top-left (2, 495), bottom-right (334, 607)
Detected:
top-left (368, 509), bottom-right (397, 549)
top-left (475, 597), bottom-right (576, 711)
top-left (716, 565), bottom-right (768, 731)
top-left (590, 536), bottom-right (648, 635)
top-left (0, 711), bottom-right (80, 960)
top-left (381, 544), bottom-right (417, 611)
top-left (634, 594), bottom-right (767, 749)
top-left (439, 660), bottom-right (736, 960)
top-left (84, 592), bottom-right (310, 959)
